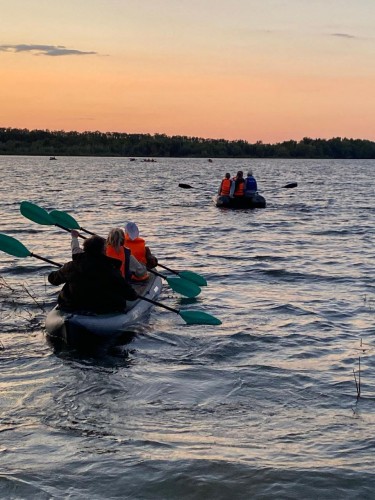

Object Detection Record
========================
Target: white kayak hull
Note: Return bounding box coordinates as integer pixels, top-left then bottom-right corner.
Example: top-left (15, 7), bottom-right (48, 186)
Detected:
top-left (45, 274), bottom-right (162, 350)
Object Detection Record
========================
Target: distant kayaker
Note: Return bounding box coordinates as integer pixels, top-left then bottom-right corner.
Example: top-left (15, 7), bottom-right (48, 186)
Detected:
top-left (244, 169), bottom-right (258, 196)
top-left (48, 234), bottom-right (138, 313)
top-left (124, 222), bottom-right (158, 269)
top-left (218, 173), bottom-right (232, 196)
top-left (230, 170), bottom-right (245, 198)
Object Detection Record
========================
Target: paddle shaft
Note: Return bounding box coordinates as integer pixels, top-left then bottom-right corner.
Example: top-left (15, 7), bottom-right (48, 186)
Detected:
top-left (56, 223), bottom-right (87, 239)
top-left (80, 227), bottom-right (96, 236)
top-left (139, 295), bottom-right (180, 314)
top-left (157, 262), bottom-right (178, 276)
top-left (179, 182), bottom-right (297, 191)
top-left (30, 253), bottom-right (62, 267)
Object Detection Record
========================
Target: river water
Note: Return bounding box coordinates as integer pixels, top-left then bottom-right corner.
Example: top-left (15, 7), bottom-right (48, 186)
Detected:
top-left (0, 156), bottom-right (374, 499)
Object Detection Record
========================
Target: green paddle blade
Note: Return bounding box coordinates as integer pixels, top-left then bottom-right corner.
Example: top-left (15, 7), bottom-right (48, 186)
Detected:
top-left (49, 210), bottom-right (80, 230)
top-left (179, 310), bottom-right (222, 325)
top-left (166, 276), bottom-right (201, 298)
top-left (178, 270), bottom-right (208, 287)
top-left (0, 233), bottom-right (31, 258)
top-left (20, 201), bottom-right (54, 225)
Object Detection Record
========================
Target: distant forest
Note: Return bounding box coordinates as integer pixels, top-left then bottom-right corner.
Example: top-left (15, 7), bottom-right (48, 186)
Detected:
top-left (1, 127), bottom-right (375, 159)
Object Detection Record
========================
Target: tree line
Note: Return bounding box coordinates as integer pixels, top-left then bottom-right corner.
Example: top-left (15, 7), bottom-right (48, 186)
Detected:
top-left (0, 127), bottom-right (374, 158)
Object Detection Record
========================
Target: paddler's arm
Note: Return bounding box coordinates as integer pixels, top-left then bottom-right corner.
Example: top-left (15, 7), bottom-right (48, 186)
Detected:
top-left (71, 230), bottom-right (83, 256)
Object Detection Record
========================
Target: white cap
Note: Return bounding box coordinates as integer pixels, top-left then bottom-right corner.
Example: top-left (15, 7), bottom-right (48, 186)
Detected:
top-left (125, 222), bottom-right (139, 240)
top-left (247, 169), bottom-right (253, 176)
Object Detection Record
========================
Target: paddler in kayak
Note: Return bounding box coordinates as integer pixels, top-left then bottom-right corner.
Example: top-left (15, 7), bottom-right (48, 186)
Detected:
top-left (124, 222), bottom-right (158, 269)
top-left (48, 234), bottom-right (138, 313)
top-left (106, 227), bottom-right (149, 282)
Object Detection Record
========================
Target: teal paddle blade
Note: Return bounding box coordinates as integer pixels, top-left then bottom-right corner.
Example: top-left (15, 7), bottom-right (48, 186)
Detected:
top-left (49, 210), bottom-right (80, 230)
top-left (20, 201), bottom-right (54, 225)
top-left (179, 310), bottom-right (222, 325)
top-left (0, 233), bottom-right (31, 258)
top-left (166, 276), bottom-right (201, 298)
top-left (178, 270), bottom-right (207, 287)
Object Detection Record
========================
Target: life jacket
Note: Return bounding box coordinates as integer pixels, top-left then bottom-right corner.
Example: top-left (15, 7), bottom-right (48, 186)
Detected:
top-left (124, 235), bottom-right (147, 264)
top-left (124, 235), bottom-right (149, 282)
top-left (245, 176), bottom-right (257, 193)
top-left (233, 177), bottom-right (245, 196)
top-left (220, 178), bottom-right (232, 196)
top-left (105, 244), bottom-right (127, 278)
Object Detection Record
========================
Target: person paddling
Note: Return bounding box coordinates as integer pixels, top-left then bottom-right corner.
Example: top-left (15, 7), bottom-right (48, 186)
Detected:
top-left (48, 234), bottom-right (138, 313)
top-left (124, 222), bottom-right (158, 269)
top-left (106, 227), bottom-right (148, 281)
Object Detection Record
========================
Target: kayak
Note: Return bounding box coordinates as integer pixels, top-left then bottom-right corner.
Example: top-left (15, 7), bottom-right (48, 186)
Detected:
top-left (214, 193), bottom-right (266, 209)
top-left (45, 274), bottom-right (163, 351)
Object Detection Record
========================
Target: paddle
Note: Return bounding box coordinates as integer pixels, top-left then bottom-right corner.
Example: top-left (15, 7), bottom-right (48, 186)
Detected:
top-left (179, 182), bottom-right (298, 190)
top-left (49, 210), bottom-right (96, 236)
top-left (0, 235), bottom-right (220, 325)
top-left (157, 263), bottom-right (207, 286)
top-left (140, 296), bottom-right (222, 325)
top-left (20, 201), bottom-right (86, 238)
top-left (31, 205), bottom-right (207, 288)
top-left (20, 203), bottom-right (201, 298)
top-left (0, 233), bottom-right (62, 267)
top-left (146, 268), bottom-right (201, 298)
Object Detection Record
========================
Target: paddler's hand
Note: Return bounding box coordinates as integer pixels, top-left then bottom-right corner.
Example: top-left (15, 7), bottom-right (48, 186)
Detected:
top-left (71, 230), bottom-right (80, 238)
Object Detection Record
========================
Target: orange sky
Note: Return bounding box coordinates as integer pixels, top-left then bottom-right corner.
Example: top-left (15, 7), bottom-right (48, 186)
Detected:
top-left (1, 1), bottom-right (374, 143)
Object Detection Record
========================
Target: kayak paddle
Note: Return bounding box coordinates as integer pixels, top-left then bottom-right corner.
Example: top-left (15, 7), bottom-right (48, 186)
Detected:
top-left (0, 233), bottom-right (62, 267)
top-left (0, 234), bottom-right (219, 326)
top-left (20, 201), bottom-right (86, 238)
top-left (179, 182), bottom-right (298, 190)
top-left (48, 209), bottom-right (207, 286)
top-left (157, 263), bottom-right (207, 286)
top-left (25, 204), bottom-right (207, 289)
top-left (49, 209), bottom-right (96, 235)
top-left (146, 268), bottom-right (201, 298)
top-left (140, 296), bottom-right (221, 325)
top-left (20, 203), bottom-right (201, 298)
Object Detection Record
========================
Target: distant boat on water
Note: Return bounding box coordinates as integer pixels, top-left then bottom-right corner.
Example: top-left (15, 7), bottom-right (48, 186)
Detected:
top-left (49, 156), bottom-right (56, 160)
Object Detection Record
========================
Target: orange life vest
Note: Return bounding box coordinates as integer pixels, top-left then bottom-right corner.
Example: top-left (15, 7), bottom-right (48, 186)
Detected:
top-left (233, 177), bottom-right (245, 196)
top-left (124, 235), bottom-right (147, 264)
top-left (220, 178), bottom-right (231, 196)
top-left (106, 244), bottom-right (126, 277)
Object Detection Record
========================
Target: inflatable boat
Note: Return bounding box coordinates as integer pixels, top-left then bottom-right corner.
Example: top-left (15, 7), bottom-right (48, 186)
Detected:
top-left (45, 274), bottom-right (163, 351)
top-left (214, 193), bottom-right (266, 208)
top-left (214, 193), bottom-right (266, 209)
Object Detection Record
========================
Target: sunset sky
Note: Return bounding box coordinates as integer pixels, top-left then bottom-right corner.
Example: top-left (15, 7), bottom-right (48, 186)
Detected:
top-left (1, 0), bottom-right (374, 143)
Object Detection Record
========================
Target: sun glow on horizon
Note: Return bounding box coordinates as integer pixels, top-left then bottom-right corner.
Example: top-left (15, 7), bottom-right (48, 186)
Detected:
top-left (1, 1), bottom-right (374, 143)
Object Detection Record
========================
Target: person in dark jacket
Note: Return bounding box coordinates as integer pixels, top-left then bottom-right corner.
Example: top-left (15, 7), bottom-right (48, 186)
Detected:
top-left (48, 235), bottom-right (138, 313)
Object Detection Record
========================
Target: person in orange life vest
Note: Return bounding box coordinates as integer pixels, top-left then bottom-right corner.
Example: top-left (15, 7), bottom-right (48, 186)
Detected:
top-left (230, 170), bottom-right (245, 198)
top-left (218, 173), bottom-right (232, 196)
top-left (124, 222), bottom-right (158, 270)
top-left (105, 227), bottom-right (148, 281)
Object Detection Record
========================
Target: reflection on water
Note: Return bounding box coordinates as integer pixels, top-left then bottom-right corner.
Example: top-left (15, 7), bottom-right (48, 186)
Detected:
top-left (0, 156), bottom-right (375, 498)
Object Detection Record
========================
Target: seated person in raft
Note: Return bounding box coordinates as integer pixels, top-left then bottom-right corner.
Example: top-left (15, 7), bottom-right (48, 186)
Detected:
top-left (229, 170), bottom-right (246, 198)
top-left (218, 173), bottom-right (232, 197)
top-left (244, 169), bottom-right (258, 196)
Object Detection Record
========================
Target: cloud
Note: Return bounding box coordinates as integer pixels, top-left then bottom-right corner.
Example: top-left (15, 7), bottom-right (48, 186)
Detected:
top-left (0, 44), bottom-right (97, 56)
top-left (330, 33), bottom-right (358, 39)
